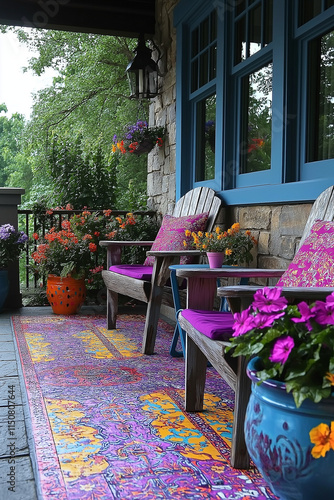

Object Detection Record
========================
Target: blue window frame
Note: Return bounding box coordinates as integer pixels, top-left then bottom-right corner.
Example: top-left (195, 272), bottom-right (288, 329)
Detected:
top-left (174, 0), bottom-right (334, 205)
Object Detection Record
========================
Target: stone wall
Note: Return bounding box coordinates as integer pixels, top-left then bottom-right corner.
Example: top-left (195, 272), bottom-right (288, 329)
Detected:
top-left (147, 0), bottom-right (178, 216)
top-left (148, 0), bottom-right (314, 271)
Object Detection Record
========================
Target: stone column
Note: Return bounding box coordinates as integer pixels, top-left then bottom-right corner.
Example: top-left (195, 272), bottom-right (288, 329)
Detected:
top-left (0, 188), bottom-right (25, 309)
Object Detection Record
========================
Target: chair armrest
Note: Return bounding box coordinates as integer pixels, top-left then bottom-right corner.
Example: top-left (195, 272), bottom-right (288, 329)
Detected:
top-left (217, 285), bottom-right (334, 313)
top-left (99, 240), bottom-right (154, 267)
top-left (218, 285), bottom-right (334, 300)
top-left (99, 240), bottom-right (154, 247)
top-left (146, 250), bottom-right (202, 258)
top-left (175, 267), bottom-right (285, 279)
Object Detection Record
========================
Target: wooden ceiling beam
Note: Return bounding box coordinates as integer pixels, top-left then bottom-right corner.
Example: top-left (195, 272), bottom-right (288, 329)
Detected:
top-left (0, 0), bottom-right (156, 36)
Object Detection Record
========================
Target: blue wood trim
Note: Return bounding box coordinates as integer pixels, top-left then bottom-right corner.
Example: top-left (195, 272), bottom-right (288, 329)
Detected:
top-left (218, 178), bottom-right (334, 205)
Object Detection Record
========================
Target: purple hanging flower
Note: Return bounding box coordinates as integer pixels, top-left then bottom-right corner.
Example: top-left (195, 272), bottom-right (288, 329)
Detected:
top-left (269, 336), bottom-right (295, 364)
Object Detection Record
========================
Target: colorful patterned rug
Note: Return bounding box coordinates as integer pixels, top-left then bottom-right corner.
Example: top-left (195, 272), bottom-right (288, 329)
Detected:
top-left (12, 314), bottom-right (277, 500)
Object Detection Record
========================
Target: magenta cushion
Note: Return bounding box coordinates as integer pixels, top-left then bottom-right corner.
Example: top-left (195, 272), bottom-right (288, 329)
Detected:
top-left (277, 220), bottom-right (334, 287)
top-left (143, 212), bottom-right (209, 266)
top-left (181, 309), bottom-right (234, 341)
top-left (109, 264), bottom-right (153, 281)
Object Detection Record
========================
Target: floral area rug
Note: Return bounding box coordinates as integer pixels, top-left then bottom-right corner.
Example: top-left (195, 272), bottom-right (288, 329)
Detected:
top-left (12, 314), bottom-right (276, 500)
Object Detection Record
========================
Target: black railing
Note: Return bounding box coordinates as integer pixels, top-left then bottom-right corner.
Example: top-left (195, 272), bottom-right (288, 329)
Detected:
top-left (18, 209), bottom-right (156, 290)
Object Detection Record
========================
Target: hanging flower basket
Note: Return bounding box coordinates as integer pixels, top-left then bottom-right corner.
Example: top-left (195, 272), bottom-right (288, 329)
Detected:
top-left (112, 120), bottom-right (165, 156)
top-left (130, 138), bottom-right (156, 156)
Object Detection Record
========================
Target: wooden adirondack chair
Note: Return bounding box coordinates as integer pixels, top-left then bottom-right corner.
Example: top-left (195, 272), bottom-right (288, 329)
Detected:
top-left (100, 187), bottom-right (222, 355)
top-left (176, 185), bottom-right (334, 469)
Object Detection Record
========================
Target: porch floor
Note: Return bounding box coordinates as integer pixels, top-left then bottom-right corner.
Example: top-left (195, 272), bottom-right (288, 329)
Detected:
top-left (0, 306), bottom-right (276, 500)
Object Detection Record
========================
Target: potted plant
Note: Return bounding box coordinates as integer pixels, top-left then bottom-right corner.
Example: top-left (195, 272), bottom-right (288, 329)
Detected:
top-left (31, 209), bottom-right (160, 312)
top-left (228, 287), bottom-right (334, 499)
top-left (112, 120), bottom-right (165, 156)
top-left (184, 222), bottom-right (256, 268)
top-left (31, 210), bottom-right (105, 314)
top-left (0, 224), bottom-right (28, 311)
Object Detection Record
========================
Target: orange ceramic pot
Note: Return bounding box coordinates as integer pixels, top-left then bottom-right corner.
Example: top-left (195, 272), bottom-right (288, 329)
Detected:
top-left (46, 275), bottom-right (86, 315)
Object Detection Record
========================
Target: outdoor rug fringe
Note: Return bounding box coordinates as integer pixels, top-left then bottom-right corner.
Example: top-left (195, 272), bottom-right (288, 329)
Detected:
top-left (12, 314), bottom-right (276, 500)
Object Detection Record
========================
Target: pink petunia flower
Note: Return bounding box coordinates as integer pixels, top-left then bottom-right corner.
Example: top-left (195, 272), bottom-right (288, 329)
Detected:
top-left (291, 301), bottom-right (314, 330)
top-left (312, 300), bottom-right (334, 326)
top-left (269, 336), bottom-right (295, 364)
top-left (253, 311), bottom-right (286, 329)
top-left (252, 287), bottom-right (288, 314)
top-left (232, 307), bottom-right (256, 336)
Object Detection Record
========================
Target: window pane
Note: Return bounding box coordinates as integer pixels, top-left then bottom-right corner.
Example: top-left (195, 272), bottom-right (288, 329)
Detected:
top-left (249, 4), bottom-right (262, 57)
top-left (240, 63), bottom-right (272, 174)
top-left (199, 51), bottom-right (209, 87)
top-left (307, 31), bottom-right (334, 162)
top-left (200, 17), bottom-right (209, 50)
top-left (235, 15), bottom-right (246, 64)
top-left (191, 59), bottom-right (198, 93)
top-left (236, 0), bottom-right (246, 15)
top-left (299, 0), bottom-right (322, 26)
top-left (195, 94), bottom-right (216, 181)
top-left (209, 44), bottom-right (217, 80)
top-left (210, 10), bottom-right (217, 42)
top-left (191, 28), bottom-right (199, 58)
top-left (264, 0), bottom-right (273, 45)
top-left (325, 0), bottom-right (334, 9)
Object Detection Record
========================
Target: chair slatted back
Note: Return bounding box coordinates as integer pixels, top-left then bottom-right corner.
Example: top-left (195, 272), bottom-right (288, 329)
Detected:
top-left (172, 187), bottom-right (222, 232)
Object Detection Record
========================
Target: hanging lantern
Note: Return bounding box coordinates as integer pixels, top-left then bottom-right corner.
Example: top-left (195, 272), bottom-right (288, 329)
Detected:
top-left (126, 34), bottom-right (159, 99)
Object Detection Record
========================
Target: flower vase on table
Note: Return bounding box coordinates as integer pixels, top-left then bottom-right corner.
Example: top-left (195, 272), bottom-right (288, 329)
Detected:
top-left (206, 252), bottom-right (224, 269)
top-left (46, 275), bottom-right (86, 315)
top-left (183, 222), bottom-right (256, 267)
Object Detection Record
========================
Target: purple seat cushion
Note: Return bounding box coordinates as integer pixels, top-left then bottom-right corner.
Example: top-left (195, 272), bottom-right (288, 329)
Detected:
top-left (277, 220), bottom-right (334, 287)
top-left (181, 309), bottom-right (234, 341)
top-left (143, 212), bottom-right (209, 266)
top-left (109, 264), bottom-right (153, 281)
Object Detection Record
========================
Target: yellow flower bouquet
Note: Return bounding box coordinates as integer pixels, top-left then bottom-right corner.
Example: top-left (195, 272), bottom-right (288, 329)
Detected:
top-left (184, 222), bottom-right (256, 266)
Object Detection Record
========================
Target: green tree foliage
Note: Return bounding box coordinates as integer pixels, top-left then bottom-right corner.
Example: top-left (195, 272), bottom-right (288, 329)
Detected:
top-left (1, 27), bottom-right (151, 209)
top-left (0, 104), bottom-right (31, 188)
top-left (47, 133), bottom-right (116, 209)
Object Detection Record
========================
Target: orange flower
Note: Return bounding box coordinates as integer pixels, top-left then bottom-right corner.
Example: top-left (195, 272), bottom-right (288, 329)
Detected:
top-left (103, 209), bottom-right (112, 217)
top-left (225, 248), bottom-right (233, 256)
top-left (326, 372), bottom-right (334, 385)
top-left (184, 229), bottom-right (191, 237)
top-left (32, 232), bottom-right (39, 240)
top-left (89, 243), bottom-right (97, 253)
top-left (106, 231), bottom-right (116, 239)
top-left (310, 422), bottom-right (334, 458)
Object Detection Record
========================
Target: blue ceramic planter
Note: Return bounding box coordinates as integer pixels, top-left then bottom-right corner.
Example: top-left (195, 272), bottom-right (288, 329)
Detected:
top-left (245, 357), bottom-right (334, 500)
top-left (0, 269), bottom-right (9, 312)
